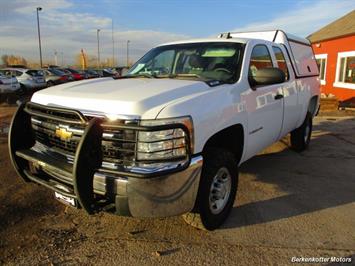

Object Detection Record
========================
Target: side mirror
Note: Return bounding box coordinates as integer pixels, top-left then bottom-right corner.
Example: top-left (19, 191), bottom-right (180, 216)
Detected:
top-left (249, 67), bottom-right (285, 87)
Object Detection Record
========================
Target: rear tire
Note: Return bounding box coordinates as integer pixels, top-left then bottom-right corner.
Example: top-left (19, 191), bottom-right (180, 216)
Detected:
top-left (183, 148), bottom-right (238, 230)
top-left (290, 112), bottom-right (312, 152)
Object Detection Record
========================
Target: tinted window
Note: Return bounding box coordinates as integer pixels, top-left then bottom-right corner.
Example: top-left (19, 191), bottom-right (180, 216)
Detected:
top-left (26, 70), bottom-right (42, 76)
top-left (0, 70), bottom-right (8, 76)
top-left (273, 46), bottom-right (289, 80)
top-left (15, 70), bottom-right (23, 77)
top-left (249, 45), bottom-right (273, 76)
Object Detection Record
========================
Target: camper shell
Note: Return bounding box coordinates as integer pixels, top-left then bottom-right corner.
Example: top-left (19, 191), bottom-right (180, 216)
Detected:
top-left (218, 30), bottom-right (319, 78)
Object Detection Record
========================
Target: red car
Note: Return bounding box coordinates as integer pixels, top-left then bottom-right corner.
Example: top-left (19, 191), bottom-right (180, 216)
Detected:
top-left (64, 68), bottom-right (84, 80)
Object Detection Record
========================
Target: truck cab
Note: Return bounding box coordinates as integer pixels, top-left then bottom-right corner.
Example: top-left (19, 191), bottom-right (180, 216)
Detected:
top-left (9, 30), bottom-right (320, 230)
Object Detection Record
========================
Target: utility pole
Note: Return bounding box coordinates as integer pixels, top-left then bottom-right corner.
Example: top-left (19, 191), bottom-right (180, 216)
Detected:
top-left (36, 7), bottom-right (43, 68)
top-left (112, 19), bottom-right (115, 67)
top-left (126, 40), bottom-right (130, 67)
top-left (97, 29), bottom-right (101, 68)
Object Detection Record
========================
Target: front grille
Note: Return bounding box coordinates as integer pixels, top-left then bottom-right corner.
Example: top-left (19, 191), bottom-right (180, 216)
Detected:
top-left (28, 107), bottom-right (137, 169)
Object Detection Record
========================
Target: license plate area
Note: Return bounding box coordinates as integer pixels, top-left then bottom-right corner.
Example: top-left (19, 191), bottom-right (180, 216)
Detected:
top-left (54, 192), bottom-right (78, 208)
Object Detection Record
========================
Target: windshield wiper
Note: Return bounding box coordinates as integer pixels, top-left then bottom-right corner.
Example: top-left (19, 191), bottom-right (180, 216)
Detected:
top-left (168, 73), bottom-right (202, 79)
top-left (118, 73), bottom-right (157, 79)
top-left (170, 73), bottom-right (229, 87)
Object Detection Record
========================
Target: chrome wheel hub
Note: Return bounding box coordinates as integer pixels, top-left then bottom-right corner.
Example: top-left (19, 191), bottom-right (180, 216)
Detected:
top-left (209, 167), bottom-right (232, 214)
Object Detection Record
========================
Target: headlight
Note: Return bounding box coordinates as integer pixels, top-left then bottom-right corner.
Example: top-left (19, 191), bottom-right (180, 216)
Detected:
top-left (137, 116), bottom-right (193, 161)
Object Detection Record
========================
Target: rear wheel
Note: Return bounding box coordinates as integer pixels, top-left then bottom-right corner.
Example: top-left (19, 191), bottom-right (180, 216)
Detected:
top-left (290, 112), bottom-right (312, 152)
top-left (183, 148), bottom-right (238, 230)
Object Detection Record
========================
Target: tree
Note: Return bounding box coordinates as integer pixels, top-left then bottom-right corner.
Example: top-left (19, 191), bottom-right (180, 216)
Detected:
top-left (1, 54), bottom-right (28, 67)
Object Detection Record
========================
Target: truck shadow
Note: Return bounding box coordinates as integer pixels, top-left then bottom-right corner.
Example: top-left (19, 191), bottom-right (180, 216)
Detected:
top-left (223, 117), bottom-right (355, 229)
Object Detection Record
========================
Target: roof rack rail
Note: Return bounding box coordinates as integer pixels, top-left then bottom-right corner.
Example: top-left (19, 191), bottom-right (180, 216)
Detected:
top-left (218, 32), bottom-right (232, 39)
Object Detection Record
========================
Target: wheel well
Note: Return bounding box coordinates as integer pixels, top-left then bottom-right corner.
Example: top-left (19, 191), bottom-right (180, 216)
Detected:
top-left (308, 96), bottom-right (319, 117)
top-left (203, 124), bottom-right (244, 164)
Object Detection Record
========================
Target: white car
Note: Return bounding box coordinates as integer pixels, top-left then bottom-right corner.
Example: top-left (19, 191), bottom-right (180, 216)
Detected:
top-left (9, 30), bottom-right (320, 230)
top-left (0, 68), bottom-right (46, 92)
top-left (0, 73), bottom-right (21, 94)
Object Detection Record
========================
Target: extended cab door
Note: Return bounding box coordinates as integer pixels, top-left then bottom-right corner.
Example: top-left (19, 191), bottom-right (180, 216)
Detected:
top-left (244, 44), bottom-right (284, 159)
top-left (271, 45), bottom-right (300, 138)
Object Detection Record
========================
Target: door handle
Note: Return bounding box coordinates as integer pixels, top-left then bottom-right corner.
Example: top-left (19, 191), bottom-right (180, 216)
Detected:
top-left (274, 94), bottom-right (284, 100)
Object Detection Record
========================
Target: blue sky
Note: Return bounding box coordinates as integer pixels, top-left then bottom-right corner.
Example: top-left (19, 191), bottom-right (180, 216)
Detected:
top-left (0, 0), bottom-right (354, 65)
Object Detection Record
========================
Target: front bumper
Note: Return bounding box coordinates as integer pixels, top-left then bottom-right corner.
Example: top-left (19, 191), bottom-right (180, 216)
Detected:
top-left (9, 102), bottom-right (202, 217)
top-left (93, 155), bottom-right (202, 217)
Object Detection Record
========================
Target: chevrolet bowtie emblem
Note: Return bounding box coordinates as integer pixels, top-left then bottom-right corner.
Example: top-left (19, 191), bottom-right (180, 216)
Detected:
top-left (55, 127), bottom-right (73, 141)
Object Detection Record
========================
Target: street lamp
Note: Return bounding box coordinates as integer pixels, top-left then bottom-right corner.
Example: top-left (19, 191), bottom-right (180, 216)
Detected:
top-left (126, 40), bottom-right (130, 67)
top-left (97, 29), bottom-right (101, 68)
top-left (36, 7), bottom-right (43, 68)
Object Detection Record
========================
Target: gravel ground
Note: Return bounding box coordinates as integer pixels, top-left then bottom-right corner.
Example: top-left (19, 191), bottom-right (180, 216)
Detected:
top-left (0, 107), bottom-right (354, 265)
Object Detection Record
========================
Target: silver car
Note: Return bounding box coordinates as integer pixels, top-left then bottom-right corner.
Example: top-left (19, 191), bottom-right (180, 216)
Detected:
top-left (0, 68), bottom-right (46, 92)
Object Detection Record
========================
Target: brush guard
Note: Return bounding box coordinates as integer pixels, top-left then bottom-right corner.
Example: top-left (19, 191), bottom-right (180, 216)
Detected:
top-left (8, 102), bottom-right (191, 214)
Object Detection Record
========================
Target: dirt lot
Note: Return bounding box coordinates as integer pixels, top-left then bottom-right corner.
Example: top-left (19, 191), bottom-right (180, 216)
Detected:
top-left (0, 106), bottom-right (354, 265)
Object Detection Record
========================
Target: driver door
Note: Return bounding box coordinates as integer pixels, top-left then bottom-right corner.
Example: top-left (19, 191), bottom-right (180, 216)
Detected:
top-left (245, 44), bottom-right (284, 159)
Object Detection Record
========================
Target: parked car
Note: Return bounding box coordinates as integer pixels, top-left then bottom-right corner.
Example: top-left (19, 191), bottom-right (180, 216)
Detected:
top-left (0, 73), bottom-right (22, 102)
top-left (114, 67), bottom-right (129, 77)
top-left (95, 68), bottom-right (117, 77)
top-left (41, 68), bottom-right (69, 87)
top-left (0, 68), bottom-right (46, 92)
top-left (64, 68), bottom-right (84, 80)
top-left (83, 69), bottom-right (100, 79)
top-left (57, 69), bottom-right (75, 81)
top-left (0, 73), bottom-right (22, 103)
top-left (8, 30), bottom-right (320, 230)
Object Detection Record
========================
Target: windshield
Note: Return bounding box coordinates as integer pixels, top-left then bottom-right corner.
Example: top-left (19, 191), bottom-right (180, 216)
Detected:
top-left (126, 42), bottom-right (244, 84)
top-left (26, 70), bottom-right (43, 76)
top-left (49, 68), bottom-right (65, 76)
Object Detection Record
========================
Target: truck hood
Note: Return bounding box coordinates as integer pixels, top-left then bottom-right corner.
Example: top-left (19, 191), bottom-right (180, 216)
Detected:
top-left (31, 78), bottom-right (210, 118)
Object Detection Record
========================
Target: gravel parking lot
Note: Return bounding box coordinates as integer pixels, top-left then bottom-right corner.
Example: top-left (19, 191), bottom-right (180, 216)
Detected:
top-left (0, 107), bottom-right (354, 265)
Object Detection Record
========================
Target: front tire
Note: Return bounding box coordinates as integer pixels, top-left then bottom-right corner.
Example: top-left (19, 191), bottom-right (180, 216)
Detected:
top-left (290, 112), bottom-right (312, 152)
top-left (183, 148), bottom-right (238, 230)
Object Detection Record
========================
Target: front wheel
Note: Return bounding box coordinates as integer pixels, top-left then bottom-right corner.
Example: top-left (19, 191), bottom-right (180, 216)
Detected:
top-left (183, 148), bottom-right (238, 230)
top-left (290, 112), bottom-right (312, 152)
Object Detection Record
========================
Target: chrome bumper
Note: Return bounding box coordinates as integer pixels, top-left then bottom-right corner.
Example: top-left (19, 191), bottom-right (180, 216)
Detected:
top-left (93, 155), bottom-right (203, 217)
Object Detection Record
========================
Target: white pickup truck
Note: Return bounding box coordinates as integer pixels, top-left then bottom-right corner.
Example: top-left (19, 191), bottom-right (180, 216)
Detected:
top-left (9, 30), bottom-right (320, 230)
